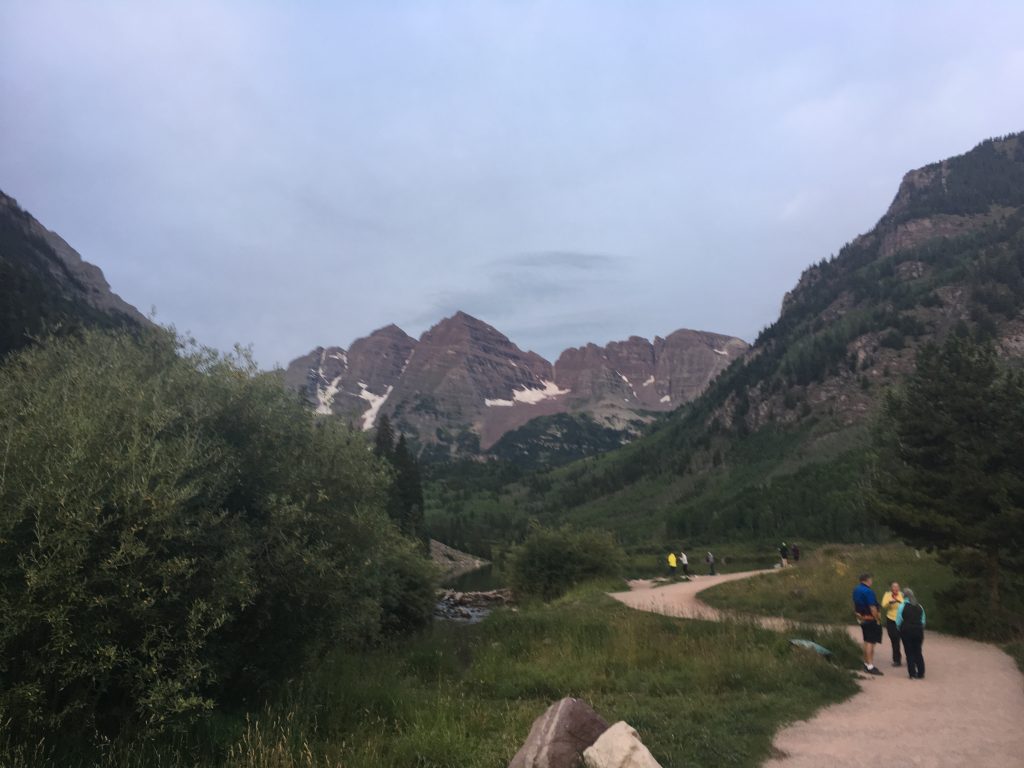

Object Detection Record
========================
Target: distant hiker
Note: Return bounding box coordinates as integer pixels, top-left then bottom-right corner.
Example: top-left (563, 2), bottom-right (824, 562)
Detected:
top-left (852, 572), bottom-right (884, 675)
top-left (779, 542), bottom-right (790, 568)
top-left (706, 551), bottom-right (716, 575)
top-left (881, 581), bottom-right (905, 667)
top-left (679, 550), bottom-right (689, 576)
top-left (896, 587), bottom-right (926, 679)
top-left (667, 551), bottom-right (677, 578)
top-left (791, 543), bottom-right (801, 563)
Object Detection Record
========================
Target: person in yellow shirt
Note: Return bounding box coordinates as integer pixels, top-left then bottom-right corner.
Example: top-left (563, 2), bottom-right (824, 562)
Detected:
top-left (667, 551), bottom-right (677, 579)
top-left (881, 581), bottom-right (904, 667)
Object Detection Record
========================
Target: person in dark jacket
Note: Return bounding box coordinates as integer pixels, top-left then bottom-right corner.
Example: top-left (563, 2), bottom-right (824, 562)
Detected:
top-left (896, 587), bottom-right (927, 679)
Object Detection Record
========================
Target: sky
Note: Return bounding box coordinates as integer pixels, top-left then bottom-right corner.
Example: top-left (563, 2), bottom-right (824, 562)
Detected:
top-left (3, 1), bottom-right (1024, 368)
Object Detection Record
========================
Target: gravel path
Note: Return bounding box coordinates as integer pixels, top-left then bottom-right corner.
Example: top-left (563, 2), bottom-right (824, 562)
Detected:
top-left (609, 572), bottom-right (1024, 768)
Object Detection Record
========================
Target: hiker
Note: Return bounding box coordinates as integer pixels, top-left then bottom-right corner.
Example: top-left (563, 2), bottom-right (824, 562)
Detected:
top-left (679, 549), bottom-right (689, 576)
top-left (881, 581), bottom-right (904, 667)
top-left (852, 572), bottom-right (884, 675)
top-left (779, 542), bottom-right (790, 568)
top-left (667, 551), bottom-right (677, 578)
top-left (896, 587), bottom-right (926, 679)
top-left (791, 543), bottom-right (800, 563)
top-left (706, 551), bottom-right (716, 575)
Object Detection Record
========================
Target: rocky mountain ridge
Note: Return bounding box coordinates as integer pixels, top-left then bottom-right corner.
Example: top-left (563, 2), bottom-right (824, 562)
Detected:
top-left (726, 132), bottom-right (1024, 436)
top-left (0, 190), bottom-right (148, 358)
top-left (285, 311), bottom-right (748, 456)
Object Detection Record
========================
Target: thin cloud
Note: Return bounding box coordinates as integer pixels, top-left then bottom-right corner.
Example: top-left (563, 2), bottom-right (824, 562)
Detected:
top-left (493, 251), bottom-right (620, 270)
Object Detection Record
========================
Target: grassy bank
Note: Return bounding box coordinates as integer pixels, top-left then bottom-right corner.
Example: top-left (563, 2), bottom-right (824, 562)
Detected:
top-left (1005, 640), bottom-right (1024, 675)
top-left (624, 541), bottom-right (784, 580)
top-left (4, 581), bottom-right (861, 768)
top-left (699, 544), bottom-right (957, 632)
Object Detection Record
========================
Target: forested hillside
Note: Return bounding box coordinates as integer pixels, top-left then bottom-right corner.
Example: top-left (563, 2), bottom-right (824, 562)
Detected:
top-left (428, 133), bottom-right (1024, 554)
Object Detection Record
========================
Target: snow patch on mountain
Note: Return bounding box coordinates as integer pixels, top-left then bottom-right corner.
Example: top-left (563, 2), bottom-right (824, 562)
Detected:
top-left (485, 380), bottom-right (570, 407)
top-left (660, 394), bottom-right (671, 403)
top-left (316, 375), bottom-right (344, 415)
top-left (358, 383), bottom-right (393, 431)
top-left (617, 371), bottom-right (638, 398)
top-left (484, 397), bottom-right (515, 407)
top-left (513, 380), bottom-right (570, 404)
top-left (643, 375), bottom-right (655, 386)
top-left (713, 348), bottom-right (729, 356)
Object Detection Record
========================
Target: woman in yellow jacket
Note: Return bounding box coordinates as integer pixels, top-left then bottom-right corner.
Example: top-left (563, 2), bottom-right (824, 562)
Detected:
top-left (881, 582), bottom-right (904, 667)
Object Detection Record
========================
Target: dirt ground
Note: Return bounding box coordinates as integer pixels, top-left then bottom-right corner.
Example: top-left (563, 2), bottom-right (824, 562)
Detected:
top-left (609, 572), bottom-right (1024, 767)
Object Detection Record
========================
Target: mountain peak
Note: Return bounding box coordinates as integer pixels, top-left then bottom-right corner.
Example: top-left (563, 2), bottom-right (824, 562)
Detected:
top-left (368, 323), bottom-right (414, 342)
top-left (437, 310), bottom-right (492, 329)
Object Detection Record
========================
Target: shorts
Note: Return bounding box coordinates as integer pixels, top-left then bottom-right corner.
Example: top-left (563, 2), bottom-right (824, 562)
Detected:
top-left (860, 621), bottom-right (883, 644)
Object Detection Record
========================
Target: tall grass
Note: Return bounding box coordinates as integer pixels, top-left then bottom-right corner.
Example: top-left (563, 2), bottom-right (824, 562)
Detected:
top-left (3, 581), bottom-right (861, 768)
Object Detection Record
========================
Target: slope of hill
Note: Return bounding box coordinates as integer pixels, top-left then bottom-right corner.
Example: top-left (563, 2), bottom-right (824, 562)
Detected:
top-left (1, 190), bottom-right (148, 357)
top-left (285, 312), bottom-right (748, 460)
top-left (430, 133), bottom-right (1024, 552)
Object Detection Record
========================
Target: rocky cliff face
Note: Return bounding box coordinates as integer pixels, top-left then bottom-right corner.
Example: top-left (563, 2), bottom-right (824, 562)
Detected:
top-left (726, 132), bottom-right (1024, 435)
top-left (286, 311), bottom-right (748, 456)
top-left (283, 324), bottom-right (417, 429)
top-left (549, 330), bottom-right (747, 435)
top-left (0, 190), bottom-right (149, 357)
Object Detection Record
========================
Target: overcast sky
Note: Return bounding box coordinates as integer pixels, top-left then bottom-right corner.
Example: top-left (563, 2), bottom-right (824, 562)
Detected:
top-left (3, 1), bottom-right (1024, 367)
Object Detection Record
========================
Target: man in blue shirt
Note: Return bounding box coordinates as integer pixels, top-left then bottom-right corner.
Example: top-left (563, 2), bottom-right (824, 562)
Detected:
top-left (852, 572), bottom-right (884, 675)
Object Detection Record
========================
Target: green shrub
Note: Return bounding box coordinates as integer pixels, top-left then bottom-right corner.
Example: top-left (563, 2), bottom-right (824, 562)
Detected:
top-left (0, 329), bottom-right (435, 748)
top-left (507, 525), bottom-right (624, 600)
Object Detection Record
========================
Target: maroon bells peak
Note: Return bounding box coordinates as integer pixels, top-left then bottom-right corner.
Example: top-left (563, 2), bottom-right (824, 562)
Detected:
top-left (284, 312), bottom-right (748, 455)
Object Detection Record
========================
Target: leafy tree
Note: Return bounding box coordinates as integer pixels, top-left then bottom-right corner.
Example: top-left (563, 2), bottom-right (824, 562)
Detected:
top-left (0, 328), bottom-right (435, 748)
top-left (870, 333), bottom-right (1024, 636)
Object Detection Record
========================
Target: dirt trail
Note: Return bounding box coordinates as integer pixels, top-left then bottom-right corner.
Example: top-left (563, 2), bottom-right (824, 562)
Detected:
top-left (609, 572), bottom-right (1024, 768)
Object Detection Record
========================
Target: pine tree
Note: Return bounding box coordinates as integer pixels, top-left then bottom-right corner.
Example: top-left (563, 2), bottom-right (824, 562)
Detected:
top-left (871, 332), bottom-right (1024, 628)
top-left (374, 414), bottom-right (395, 459)
top-left (391, 434), bottom-right (426, 544)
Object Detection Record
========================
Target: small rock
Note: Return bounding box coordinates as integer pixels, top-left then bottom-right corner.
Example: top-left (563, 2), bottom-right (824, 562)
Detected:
top-left (509, 698), bottom-right (610, 768)
top-left (583, 721), bottom-right (662, 768)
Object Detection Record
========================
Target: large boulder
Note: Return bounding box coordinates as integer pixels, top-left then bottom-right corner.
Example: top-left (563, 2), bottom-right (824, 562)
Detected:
top-left (582, 721), bottom-right (662, 768)
top-left (509, 697), bottom-right (610, 768)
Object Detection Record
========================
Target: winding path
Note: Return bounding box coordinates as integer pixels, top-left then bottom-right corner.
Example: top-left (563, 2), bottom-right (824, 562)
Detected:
top-left (609, 572), bottom-right (1024, 768)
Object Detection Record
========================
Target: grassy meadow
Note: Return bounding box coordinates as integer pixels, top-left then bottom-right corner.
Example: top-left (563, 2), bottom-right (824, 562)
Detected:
top-left (699, 544), bottom-right (957, 631)
top-left (3, 581), bottom-right (861, 768)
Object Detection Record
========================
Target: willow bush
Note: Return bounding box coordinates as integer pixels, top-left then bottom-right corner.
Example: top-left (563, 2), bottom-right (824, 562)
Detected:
top-left (508, 524), bottom-right (624, 600)
top-left (0, 329), bottom-right (434, 748)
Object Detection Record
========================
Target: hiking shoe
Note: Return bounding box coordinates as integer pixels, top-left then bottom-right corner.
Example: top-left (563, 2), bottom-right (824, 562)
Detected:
top-left (866, 666), bottom-right (884, 676)
top-left (892, 661), bottom-right (902, 667)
